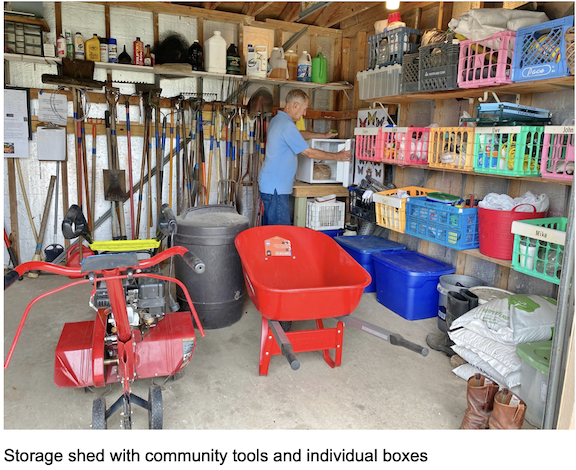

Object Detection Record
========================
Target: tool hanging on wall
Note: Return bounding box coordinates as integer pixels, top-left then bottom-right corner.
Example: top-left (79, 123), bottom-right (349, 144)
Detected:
top-left (206, 102), bottom-right (215, 204)
top-left (90, 120), bottom-right (97, 234)
top-left (44, 162), bottom-right (64, 263)
top-left (136, 98), bottom-right (151, 239)
top-left (109, 89), bottom-right (127, 239)
top-left (15, 159), bottom-right (40, 256)
top-left (29, 175), bottom-right (56, 278)
top-left (168, 108), bottom-right (175, 208)
top-left (125, 99), bottom-right (135, 240)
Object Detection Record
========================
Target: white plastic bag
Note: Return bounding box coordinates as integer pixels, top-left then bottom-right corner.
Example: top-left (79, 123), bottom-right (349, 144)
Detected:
top-left (478, 191), bottom-right (550, 212)
top-left (452, 363), bottom-right (521, 392)
top-left (452, 346), bottom-right (521, 388)
top-left (450, 294), bottom-right (557, 345)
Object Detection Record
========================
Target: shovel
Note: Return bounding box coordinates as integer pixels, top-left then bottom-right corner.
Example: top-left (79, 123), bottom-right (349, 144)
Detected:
top-left (247, 87), bottom-right (273, 117)
top-left (44, 162), bottom-right (64, 263)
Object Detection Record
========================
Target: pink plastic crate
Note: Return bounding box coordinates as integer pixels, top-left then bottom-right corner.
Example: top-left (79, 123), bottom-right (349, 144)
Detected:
top-left (400, 127), bottom-right (431, 166)
top-left (540, 126), bottom-right (575, 181)
top-left (354, 127), bottom-right (381, 162)
top-left (457, 31), bottom-right (516, 88)
top-left (377, 127), bottom-right (407, 164)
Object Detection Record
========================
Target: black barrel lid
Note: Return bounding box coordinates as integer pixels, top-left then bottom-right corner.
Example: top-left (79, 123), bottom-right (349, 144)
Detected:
top-left (175, 205), bottom-right (250, 245)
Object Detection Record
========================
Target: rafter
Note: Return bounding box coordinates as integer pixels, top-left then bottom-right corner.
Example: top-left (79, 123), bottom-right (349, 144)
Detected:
top-left (279, 3), bottom-right (301, 23)
top-left (315, 3), bottom-right (342, 27)
top-left (248, 2), bottom-right (275, 17)
top-left (319, 3), bottom-right (374, 28)
top-left (203, 2), bottom-right (221, 10)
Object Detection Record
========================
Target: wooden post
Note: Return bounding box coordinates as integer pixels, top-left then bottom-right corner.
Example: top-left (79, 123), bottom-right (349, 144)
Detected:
top-left (7, 158), bottom-right (20, 263)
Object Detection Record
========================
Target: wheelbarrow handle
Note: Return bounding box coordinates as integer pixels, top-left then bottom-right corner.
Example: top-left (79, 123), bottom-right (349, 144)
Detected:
top-left (268, 320), bottom-right (300, 371)
top-left (4, 269), bottom-right (20, 290)
top-left (390, 334), bottom-right (429, 357)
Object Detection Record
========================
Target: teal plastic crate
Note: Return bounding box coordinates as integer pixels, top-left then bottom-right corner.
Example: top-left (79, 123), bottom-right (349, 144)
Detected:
top-left (405, 197), bottom-right (479, 250)
top-left (511, 217), bottom-right (567, 284)
top-left (473, 126), bottom-right (544, 177)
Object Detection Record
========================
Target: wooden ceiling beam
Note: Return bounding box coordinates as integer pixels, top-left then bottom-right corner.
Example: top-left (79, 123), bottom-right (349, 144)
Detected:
top-left (319, 3), bottom-right (374, 28)
top-left (249, 2), bottom-right (275, 17)
top-left (314, 3), bottom-right (342, 27)
top-left (203, 2), bottom-right (221, 10)
top-left (279, 3), bottom-right (301, 23)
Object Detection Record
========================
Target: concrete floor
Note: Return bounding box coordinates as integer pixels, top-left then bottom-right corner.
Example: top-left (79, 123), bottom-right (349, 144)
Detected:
top-left (3, 272), bottom-right (470, 430)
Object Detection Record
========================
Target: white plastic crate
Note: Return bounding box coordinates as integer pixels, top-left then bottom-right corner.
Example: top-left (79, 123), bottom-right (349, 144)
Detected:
top-left (296, 139), bottom-right (354, 186)
top-left (306, 200), bottom-right (346, 230)
top-left (357, 64), bottom-right (402, 100)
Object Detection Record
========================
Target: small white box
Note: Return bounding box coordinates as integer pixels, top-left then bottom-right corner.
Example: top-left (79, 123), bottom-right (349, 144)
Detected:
top-left (296, 138), bottom-right (354, 186)
top-left (306, 200), bottom-right (346, 230)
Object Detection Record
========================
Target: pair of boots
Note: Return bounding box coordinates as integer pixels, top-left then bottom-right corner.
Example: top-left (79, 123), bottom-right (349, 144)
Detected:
top-left (461, 373), bottom-right (527, 429)
top-left (427, 289), bottom-right (479, 356)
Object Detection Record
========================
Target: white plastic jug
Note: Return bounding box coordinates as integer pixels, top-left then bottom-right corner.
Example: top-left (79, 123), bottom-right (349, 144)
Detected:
top-left (205, 31), bottom-right (227, 74)
top-left (269, 47), bottom-right (285, 69)
top-left (247, 44), bottom-right (267, 77)
top-left (297, 51), bottom-right (312, 82)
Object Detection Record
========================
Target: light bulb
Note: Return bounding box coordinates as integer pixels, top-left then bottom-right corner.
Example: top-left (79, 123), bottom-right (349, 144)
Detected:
top-left (387, 0), bottom-right (400, 10)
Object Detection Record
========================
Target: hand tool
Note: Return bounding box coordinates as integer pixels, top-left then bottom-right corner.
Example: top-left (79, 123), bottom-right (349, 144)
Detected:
top-left (125, 99), bottom-right (135, 240)
top-left (28, 175), bottom-right (56, 278)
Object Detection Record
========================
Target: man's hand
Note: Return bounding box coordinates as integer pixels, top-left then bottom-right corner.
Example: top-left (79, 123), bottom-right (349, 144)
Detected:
top-left (324, 130), bottom-right (339, 139)
top-left (334, 150), bottom-right (352, 162)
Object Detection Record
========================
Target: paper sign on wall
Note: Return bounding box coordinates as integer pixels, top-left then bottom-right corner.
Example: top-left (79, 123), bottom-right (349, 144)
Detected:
top-left (37, 92), bottom-right (68, 126)
top-left (264, 237), bottom-right (292, 257)
top-left (4, 88), bottom-right (30, 158)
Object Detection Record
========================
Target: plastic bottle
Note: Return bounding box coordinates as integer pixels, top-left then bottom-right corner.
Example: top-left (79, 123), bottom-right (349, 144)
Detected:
top-left (74, 32), bottom-right (84, 60)
top-left (205, 31), bottom-right (226, 74)
top-left (297, 50), bottom-right (312, 82)
top-left (226, 43), bottom-right (241, 75)
top-left (133, 37), bottom-right (144, 66)
top-left (85, 34), bottom-right (101, 61)
top-left (65, 31), bottom-right (73, 59)
top-left (108, 38), bottom-right (118, 63)
top-left (144, 44), bottom-right (153, 66)
top-left (57, 35), bottom-right (66, 58)
top-left (188, 40), bottom-right (203, 71)
top-left (99, 37), bottom-right (108, 63)
top-left (286, 50), bottom-right (298, 80)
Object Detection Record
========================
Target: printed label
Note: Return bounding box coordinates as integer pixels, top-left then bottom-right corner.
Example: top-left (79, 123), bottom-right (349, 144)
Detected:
top-left (264, 237), bottom-right (292, 257)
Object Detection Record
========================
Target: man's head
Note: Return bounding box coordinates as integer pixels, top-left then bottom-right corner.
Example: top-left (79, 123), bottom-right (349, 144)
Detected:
top-left (283, 89), bottom-right (309, 122)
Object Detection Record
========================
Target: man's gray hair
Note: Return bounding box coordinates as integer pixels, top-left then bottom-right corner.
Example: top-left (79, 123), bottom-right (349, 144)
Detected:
top-left (285, 89), bottom-right (309, 104)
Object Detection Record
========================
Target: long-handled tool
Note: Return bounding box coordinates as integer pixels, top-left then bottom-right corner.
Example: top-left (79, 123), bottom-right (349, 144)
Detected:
top-left (206, 102), bottom-right (215, 204)
top-left (136, 102), bottom-right (151, 239)
top-left (125, 99), bottom-right (135, 240)
top-left (15, 159), bottom-right (40, 249)
top-left (4, 228), bottom-right (20, 269)
top-left (28, 175), bottom-right (57, 278)
top-left (44, 162), bottom-right (64, 263)
top-left (108, 89), bottom-right (127, 239)
top-left (168, 108), bottom-right (174, 207)
top-left (90, 121), bottom-right (97, 234)
top-left (104, 110), bottom-right (118, 240)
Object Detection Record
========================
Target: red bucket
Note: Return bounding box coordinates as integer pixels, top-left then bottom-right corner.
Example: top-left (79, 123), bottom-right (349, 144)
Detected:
top-left (478, 205), bottom-right (547, 260)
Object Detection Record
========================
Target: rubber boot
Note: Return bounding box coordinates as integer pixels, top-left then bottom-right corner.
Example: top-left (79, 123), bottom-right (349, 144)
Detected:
top-left (460, 289), bottom-right (479, 311)
top-left (461, 373), bottom-right (499, 429)
top-left (488, 388), bottom-right (527, 429)
top-left (426, 291), bottom-right (470, 356)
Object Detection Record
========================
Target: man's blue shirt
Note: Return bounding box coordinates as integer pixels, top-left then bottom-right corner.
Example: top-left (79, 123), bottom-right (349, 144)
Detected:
top-left (258, 110), bottom-right (309, 195)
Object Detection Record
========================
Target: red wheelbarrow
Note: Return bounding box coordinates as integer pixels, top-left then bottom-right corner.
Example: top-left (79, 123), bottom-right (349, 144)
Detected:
top-left (235, 226), bottom-right (428, 375)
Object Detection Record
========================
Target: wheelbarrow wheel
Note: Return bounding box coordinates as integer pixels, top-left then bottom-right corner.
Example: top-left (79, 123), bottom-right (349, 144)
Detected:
top-left (92, 397), bottom-right (107, 429)
top-left (280, 321), bottom-right (292, 332)
top-left (148, 385), bottom-right (163, 429)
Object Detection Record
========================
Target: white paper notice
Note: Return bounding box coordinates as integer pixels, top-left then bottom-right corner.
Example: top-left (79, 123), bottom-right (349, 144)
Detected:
top-left (37, 92), bottom-right (68, 125)
top-left (4, 88), bottom-right (30, 158)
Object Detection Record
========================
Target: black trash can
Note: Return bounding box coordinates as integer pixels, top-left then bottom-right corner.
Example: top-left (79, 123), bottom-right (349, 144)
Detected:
top-left (174, 205), bottom-right (250, 329)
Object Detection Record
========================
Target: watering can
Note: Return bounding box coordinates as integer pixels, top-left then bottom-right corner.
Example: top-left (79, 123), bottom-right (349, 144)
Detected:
top-left (311, 52), bottom-right (327, 84)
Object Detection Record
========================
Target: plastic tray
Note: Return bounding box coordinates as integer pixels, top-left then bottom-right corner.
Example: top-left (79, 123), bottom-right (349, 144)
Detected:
top-left (473, 126), bottom-right (544, 177)
top-left (373, 186), bottom-right (433, 233)
top-left (511, 217), bottom-right (567, 284)
top-left (405, 197), bottom-right (480, 250)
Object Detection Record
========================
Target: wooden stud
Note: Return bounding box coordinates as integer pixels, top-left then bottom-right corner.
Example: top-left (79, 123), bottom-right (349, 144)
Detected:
top-left (7, 158), bottom-right (20, 264)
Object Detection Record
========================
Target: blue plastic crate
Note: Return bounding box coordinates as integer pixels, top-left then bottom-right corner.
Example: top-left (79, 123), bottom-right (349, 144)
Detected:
top-left (371, 250), bottom-right (455, 320)
top-left (405, 197), bottom-right (480, 250)
top-left (512, 16), bottom-right (575, 82)
top-left (335, 235), bottom-right (406, 293)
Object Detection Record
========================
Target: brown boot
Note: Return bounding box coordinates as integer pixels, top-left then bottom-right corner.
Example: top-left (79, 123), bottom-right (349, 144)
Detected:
top-left (488, 389), bottom-right (526, 429)
top-left (461, 373), bottom-right (499, 429)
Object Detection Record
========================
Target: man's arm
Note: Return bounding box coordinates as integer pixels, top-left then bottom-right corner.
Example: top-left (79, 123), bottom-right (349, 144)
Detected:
top-left (300, 129), bottom-right (339, 140)
top-left (301, 147), bottom-right (351, 162)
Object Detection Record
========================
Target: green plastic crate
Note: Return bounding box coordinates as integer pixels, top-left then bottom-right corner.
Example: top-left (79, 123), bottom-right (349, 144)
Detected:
top-left (511, 217), bottom-right (568, 284)
top-left (473, 126), bottom-right (544, 177)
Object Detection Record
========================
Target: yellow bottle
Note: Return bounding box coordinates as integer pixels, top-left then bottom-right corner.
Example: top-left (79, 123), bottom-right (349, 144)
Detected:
top-left (85, 34), bottom-right (101, 61)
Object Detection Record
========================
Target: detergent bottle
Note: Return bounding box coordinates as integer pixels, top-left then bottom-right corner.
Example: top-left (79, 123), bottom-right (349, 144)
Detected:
top-left (285, 49), bottom-right (298, 80)
top-left (205, 31), bottom-right (227, 74)
top-left (311, 52), bottom-right (327, 83)
top-left (297, 50), bottom-right (312, 82)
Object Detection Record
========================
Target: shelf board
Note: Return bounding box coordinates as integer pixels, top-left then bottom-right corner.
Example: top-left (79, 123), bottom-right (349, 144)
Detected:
top-left (382, 161), bottom-right (573, 186)
top-left (365, 76), bottom-right (575, 104)
top-left (4, 14), bottom-right (50, 32)
top-left (462, 249), bottom-right (513, 269)
top-left (3, 52), bottom-right (60, 66)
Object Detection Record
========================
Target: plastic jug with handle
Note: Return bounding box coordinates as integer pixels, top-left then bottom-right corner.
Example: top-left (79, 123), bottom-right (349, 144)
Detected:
top-left (297, 51), bottom-right (312, 82)
top-left (311, 52), bottom-right (327, 84)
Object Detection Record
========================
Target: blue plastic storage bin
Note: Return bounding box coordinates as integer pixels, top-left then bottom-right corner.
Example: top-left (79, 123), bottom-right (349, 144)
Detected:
top-left (371, 250), bottom-right (455, 320)
top-left (320, 229), bottom-right (343, 238)
top-left (335, 235), bottom-right (406, 292)
top-left (512, 16), bottom-right (574, 82)
top-left (405, 197), bottom-right (480, 250)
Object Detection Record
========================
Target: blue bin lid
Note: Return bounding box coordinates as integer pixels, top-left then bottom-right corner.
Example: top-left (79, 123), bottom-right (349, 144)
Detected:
top-left (335, 235), bottom-right (406, 253)
top-left (371, 250), bottom-right (455, 276)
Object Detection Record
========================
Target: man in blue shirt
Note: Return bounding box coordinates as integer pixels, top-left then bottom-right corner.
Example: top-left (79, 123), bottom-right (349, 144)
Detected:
top-left (258, 89), bottom-right (351, 225)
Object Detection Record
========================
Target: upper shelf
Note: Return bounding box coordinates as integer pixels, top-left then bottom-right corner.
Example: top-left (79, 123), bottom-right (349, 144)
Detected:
top-left (365, 76), bottom-right (575, 104)
top-left (4, 14), bottom-right (50, 32)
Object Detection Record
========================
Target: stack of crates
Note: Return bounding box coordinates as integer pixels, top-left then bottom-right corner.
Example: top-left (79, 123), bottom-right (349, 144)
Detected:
top-left (359, 27), bottom-right (421, 100)
top-left (419, 42), bottom-right (460, 92)
top-left (373, 186), bottom-right (432, 233)
top-left (428, 127), bottom-right (475, 170)
top-left (512, 16), bottom-right (575, 82)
